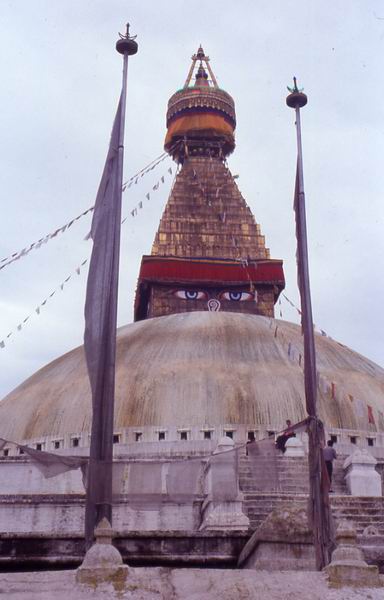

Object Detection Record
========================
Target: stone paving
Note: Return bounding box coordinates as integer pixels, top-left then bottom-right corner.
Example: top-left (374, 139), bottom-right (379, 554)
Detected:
top-left (0, 568), bottom-right (383, 600)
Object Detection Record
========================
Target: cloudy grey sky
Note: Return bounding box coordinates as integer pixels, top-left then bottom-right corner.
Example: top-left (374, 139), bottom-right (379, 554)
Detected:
top-left (1, 0), bottom-right (383, 399)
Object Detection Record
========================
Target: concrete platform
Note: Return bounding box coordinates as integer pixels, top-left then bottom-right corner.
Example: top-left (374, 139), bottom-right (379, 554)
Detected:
top-left (0, 568), bottom-right (383, 599)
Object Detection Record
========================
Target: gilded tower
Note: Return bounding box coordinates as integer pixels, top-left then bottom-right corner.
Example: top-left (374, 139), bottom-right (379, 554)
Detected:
top-left (134, 47), bottom-right (284, 320)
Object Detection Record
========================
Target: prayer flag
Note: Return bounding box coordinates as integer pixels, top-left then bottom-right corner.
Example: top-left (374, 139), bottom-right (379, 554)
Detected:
top-left (84, 94), bottom-right (123, 547)
top-left (367, 405), bottom-right (375, 425)
top-left (355, 399), bottom-right (365, 418)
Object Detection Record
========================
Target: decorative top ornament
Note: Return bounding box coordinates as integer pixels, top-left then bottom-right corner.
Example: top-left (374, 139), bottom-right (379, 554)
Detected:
top-left (164, 46), bottom-right (236, 161)
top-left (286, 76), bottom-right (307, 109)
top-left (116, 23), bottom-right (138, 56)
top-left (287, 77), bottom-right (304, 94)
top-left (183, 45), bottom-right (218, 88)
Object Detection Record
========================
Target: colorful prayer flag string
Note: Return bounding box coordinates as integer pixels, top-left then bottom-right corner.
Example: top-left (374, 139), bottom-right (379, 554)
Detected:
top-left (1, 149), bottom-right (176, 272)
top-left (122, 165), bottom-right (174, 221)
top-left (0, 207), bottom-right (94, 272)
top-left (282, 293), bottom-right (334, 339)
top-left (0, 259), bottom-right (89, 349)
top-left (1, 165), bottom-right (176, 350)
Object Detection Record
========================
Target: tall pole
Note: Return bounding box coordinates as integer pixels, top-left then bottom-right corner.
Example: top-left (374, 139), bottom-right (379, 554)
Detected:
top-left (84, 25), bottom-right (138, 549)
top-left (116, 24), bottom-right (137, 200)
top-left (287, 80), bottom-right (332, 570)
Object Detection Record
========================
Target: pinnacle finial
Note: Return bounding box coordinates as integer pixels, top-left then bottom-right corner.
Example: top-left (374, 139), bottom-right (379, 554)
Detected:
top-left (116, 22), bottom-right (138, 55)
top-left (286, 76), bottom-right (308, 108)
top-left (184, 45), bottom-right (218, 88)
top-left (196, 45), bottom-right (205, 60)
top-left (287, 77), bottom-right (303, 94)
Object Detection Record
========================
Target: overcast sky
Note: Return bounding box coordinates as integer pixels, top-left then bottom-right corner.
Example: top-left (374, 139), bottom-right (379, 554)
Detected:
top-left (1, 0), bottom-right (383, 399)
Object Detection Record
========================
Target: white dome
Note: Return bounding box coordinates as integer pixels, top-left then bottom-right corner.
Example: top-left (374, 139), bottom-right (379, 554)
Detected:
top-left (0, 312), bottom-right (383, 441)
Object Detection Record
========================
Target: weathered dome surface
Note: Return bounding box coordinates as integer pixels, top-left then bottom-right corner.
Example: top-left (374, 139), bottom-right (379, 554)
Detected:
top-left (0, 312), bottom-right (383, 441)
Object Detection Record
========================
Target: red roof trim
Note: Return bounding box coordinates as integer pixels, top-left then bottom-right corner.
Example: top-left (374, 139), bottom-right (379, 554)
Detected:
top-left (138, 256), bottom-right (285, 286)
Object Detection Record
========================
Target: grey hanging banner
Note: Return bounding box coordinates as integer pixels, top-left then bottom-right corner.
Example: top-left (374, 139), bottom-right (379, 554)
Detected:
top-left (0, 438), bottom-right (87, 479)
top-left (167, 460), bottom-right (204, 503)
top-left (83, 94), bottom-right (123, 547)
top-left (247, 438), bottom-right (280, 492)
top-left (210, 450), bottom-right (239, 502)
top-left (126, 462), bottom-right (163, 510)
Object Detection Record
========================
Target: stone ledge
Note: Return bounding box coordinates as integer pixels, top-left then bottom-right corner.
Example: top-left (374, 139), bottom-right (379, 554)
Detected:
top-left (0, 530), bottom-right (250, 569)
top-left (2, 567), bottom-right (384, 599)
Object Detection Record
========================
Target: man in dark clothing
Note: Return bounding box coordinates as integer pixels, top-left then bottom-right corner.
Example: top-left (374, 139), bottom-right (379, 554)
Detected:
top-left (275, 419), bottom-right (296, 453)
top-left (323, 440), bottom-right (337, 492)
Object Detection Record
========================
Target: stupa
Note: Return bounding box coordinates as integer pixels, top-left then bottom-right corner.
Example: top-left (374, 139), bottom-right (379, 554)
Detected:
top-left (0, 47), bottom-right (383, 571)
top-left (135, 45), bottom-right (284, 321)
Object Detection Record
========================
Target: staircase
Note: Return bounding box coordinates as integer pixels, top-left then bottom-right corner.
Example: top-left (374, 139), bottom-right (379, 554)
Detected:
top-left (331, 496), bottom-right (384, 536)
top-left (239, 451), bottom-right (384, 535)
top-left (239, 451), bottom-right (348, 496)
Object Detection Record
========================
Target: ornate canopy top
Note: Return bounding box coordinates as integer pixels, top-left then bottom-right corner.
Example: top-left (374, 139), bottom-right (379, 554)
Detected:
top-left (164, 46), bottom-right (236, 161)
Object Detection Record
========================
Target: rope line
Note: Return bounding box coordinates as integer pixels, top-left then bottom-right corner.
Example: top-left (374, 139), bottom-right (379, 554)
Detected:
top-left (1, 164), bottom-right (175, 349)
top-left (1, 148), bottom-right (177, 272)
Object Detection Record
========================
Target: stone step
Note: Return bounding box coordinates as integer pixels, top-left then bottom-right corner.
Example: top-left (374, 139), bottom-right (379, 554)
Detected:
top-left (240, 473), bottom-right (309, 478)
top-left (243, 491), bottom-right (384, 534)
top-left (331, 497), bottom-right (384, 503)
top-left (240, 480), bottom-right (347, 494)
top-left (332, 508), bottom-right (384, 516)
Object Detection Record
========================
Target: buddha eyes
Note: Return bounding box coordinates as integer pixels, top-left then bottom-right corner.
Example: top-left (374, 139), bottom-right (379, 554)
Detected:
top-left (220, 291), bottom-right (254, 302)
top-left (174, 290), bottom-right (255, 302)
top-left (174, 290), bottom-right (207, 300)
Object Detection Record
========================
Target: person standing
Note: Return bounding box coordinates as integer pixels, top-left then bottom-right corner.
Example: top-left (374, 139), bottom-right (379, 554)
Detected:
top-left (275, 419), bottom-right (296, 453)
top-left (323, 440), bottom-right (337, 492)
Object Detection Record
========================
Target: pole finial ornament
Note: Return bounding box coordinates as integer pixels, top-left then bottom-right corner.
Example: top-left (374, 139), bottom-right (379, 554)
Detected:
top-left (116, 23), bottom-right (138, 56)
top-left (286, 76), bottom-right (307, 109)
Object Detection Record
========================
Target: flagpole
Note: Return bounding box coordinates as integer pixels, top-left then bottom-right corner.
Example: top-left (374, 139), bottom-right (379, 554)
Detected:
top-left (116, 23), bottom-right (138, 203)
top-left (286, 80), bottom-right (332, 570)
top-left (84, 24), bottom-right (138, 549)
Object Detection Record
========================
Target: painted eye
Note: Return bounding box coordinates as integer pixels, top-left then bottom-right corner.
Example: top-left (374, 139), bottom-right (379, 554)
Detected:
top-left (220, 291), bottom-right (255, 302)
top-left (174, 290), bottom-right (207, 300)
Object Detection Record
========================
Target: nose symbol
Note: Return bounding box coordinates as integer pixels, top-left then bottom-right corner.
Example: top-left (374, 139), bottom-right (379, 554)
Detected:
top-left (207, 299), bottom-right (221, 312)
